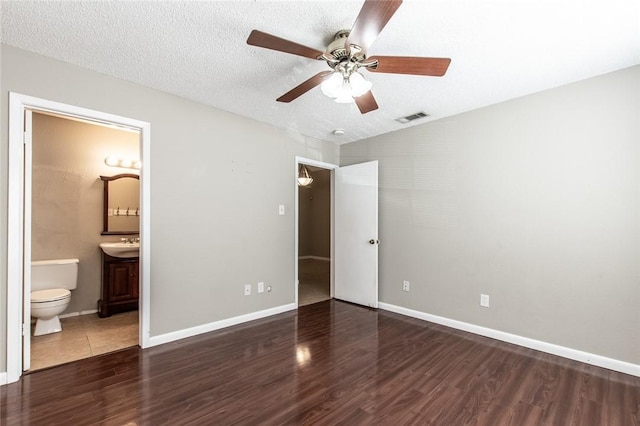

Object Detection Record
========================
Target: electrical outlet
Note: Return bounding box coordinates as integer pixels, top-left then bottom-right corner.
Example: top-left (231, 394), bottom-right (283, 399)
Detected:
top-left (480, 294), bottom-right (490, 308)
top-left (403, 280), bottom-right (410, 292)
top-left (257, 281), bottom-right (264, 293)
top-left (244, 284), bottom-right (251, 296)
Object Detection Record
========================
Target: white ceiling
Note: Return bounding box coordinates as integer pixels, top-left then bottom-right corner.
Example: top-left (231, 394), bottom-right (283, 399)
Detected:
top-left (2, 0), bottom-right (638, 144)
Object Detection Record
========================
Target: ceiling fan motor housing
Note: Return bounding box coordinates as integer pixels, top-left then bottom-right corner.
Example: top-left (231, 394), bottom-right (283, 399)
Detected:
top-left (325, 30), bottom-right (366, 68)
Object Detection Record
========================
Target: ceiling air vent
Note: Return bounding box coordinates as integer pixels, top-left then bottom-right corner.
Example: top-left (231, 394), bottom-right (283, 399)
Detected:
top-left (395, 111), bottom-right (429, 124)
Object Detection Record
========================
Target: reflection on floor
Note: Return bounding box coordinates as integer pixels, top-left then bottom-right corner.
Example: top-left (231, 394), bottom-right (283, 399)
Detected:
top-left (298, 259), bottom-right (330, 306)
top-left (30, 310), bottom-right (138, 371)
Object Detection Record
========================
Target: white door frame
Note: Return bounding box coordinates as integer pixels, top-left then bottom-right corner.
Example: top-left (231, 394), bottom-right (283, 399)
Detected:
top-left (294, 157), bottom-right (338, 306)
top-left (22, 109), bottom-right (33, 371)
top-left (6, 93), bottom-right (151, 384)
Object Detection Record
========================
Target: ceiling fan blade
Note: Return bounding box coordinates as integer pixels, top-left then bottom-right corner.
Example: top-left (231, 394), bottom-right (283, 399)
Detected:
top-left (355, 91), bottom-right (379, 114)
top-left (277, 71), bottom-right (333, 103)
top-left (346, 0), bottom-right (403, 52)
top-left (247, 30), bottom-right (324, 60)
top-left (366, 56), bottom-right (451, 76)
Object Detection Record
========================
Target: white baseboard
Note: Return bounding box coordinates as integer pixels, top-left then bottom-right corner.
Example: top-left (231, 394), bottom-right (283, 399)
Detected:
top-left (29, 309), bottom-right (99, 324)
top-left (378, 302), bottom-right (640, 378)
top-left (60, 309), bottom-right (98, 319)
top-left (298, 256), bottom-right (330, 261)
top-left (0, 372), bottom-right (7, 386)
top-left (148, 303), bottom-right (297, 348)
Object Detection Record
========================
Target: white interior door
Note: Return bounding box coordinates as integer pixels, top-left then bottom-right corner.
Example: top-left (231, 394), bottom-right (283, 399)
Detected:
top-left (334, 160), bottom-right (378, 308)
top-left (23, 109), bottom-right (33, 371)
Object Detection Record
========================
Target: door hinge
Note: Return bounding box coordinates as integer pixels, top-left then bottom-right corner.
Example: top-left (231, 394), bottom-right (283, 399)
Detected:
top-left (22, 323), bottom-right (26, 336)
top-left (23, 132), bottom-right (27, 145)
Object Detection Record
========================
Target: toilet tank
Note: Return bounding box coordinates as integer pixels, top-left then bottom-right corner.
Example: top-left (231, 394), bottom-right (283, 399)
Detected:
top-left (31, 259), bottom-right (79, 291)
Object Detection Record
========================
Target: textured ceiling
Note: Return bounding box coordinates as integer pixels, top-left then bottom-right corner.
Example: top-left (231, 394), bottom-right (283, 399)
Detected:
top-left (1, 0), bottom-right (638, 144)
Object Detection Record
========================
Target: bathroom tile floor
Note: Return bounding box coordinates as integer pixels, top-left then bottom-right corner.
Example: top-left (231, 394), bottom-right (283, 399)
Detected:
top-left (29, 310), bottom-right (138, 371)
top-left (298, 259), bottom-right (331, 306)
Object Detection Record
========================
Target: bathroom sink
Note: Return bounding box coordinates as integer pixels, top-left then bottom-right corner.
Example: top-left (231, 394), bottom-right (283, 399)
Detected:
top-left (99, 242), bottom-right (140, 258)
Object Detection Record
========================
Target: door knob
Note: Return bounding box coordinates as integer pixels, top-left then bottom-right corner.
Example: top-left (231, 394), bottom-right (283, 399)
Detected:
top-left (369, 239), bottom-right (379, 245)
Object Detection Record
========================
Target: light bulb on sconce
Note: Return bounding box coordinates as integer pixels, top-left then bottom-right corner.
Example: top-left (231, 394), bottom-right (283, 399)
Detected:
top-left (105, 156), bottom-right (119, 167)
top-left (105, 156), bottom-right (141, 170)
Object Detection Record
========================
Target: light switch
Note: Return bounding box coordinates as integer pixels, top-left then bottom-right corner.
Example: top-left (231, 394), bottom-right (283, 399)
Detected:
top-left (279, 204), bottom-right (285, 215)
top-left (480, 294), bottom-right (490, 308)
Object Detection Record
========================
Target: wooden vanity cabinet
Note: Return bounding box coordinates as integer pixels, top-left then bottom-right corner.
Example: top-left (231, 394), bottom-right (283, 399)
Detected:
top-left (98, 253), bottom-right (139, 317)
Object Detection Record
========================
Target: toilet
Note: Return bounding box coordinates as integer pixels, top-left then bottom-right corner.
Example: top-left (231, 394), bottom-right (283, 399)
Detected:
top-left (31, 258), bottom-right (79, 336)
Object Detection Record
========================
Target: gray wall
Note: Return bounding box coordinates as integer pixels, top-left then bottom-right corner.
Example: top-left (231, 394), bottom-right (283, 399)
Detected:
top-left (31, 112), bottom-right (139, 314)
top-left (298, 169), bottom-right (331, 258)
top-left (341, 65), bottom-right (640, 364)
top-left (0, 44), bottom-right (338, 372)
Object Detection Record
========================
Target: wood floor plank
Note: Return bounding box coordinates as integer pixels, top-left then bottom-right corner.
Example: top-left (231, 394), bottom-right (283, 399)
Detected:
top-left (2, 300), bottom-right (638, 425)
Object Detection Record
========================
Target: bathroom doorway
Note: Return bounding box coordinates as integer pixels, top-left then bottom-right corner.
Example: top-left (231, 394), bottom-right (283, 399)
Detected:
top-left (28, 112), bottom-right (140, 370)
top-left (296, 159), bottom-right (336, 307)
top-left (6, 93), bottom-right (151, 383)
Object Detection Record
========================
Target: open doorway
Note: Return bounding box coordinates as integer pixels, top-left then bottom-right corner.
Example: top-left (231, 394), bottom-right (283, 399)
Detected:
top-left (295, 158), bottom-right (338, 307)
top-left (6, 93), bottom-right (151, 384)
top-left (298, 165), bottom-right (331, 306)
top-left (29, 112), bottom-right (140, 370)
top-left (294, 157), bottom-right (379, 310)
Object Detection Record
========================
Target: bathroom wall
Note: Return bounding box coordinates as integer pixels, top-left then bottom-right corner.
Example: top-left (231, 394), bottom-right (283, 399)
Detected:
top-left (1, 43), bottom-right (339, 374)
top-left (341, 65), bottom-right (640, 365)
top-left (298, 169), bottom-right (331, 259)
top-left (31, 112), bottom-right (139, 314)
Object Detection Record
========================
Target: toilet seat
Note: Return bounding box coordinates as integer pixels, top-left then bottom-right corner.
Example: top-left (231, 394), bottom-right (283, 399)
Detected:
top-left (31, 288), bottom-right (71, 303)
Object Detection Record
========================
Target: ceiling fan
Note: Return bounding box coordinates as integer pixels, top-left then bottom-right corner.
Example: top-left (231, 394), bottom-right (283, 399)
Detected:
top-left (246, 0), bottom-right (451, 114)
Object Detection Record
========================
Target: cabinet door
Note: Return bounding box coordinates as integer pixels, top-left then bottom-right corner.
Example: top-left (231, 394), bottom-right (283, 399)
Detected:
top-left (129, 262), bottom-right (139, 299)
top-left (108, 261), bottom-right (138, 302)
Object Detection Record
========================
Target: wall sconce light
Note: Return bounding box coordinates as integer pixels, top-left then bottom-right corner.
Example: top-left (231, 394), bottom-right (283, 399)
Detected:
top-left (105, 156), bottom-right (141, 170)
top-left (298, 164), bottom-right (313, 187)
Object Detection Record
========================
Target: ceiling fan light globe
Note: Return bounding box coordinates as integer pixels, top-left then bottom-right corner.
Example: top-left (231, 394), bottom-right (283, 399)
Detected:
top-left (320, 72), bottom-right (343, 98)
top-left (350, 72), bottom-right (372, 97)
top-left (332, 79), bottom-right (356, 103)
top-left (334, 91), bottom-right (355, 103)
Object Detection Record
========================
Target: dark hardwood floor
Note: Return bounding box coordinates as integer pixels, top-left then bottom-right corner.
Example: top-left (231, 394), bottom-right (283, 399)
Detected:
top-left (2, 300), bottom-right (639, 425)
